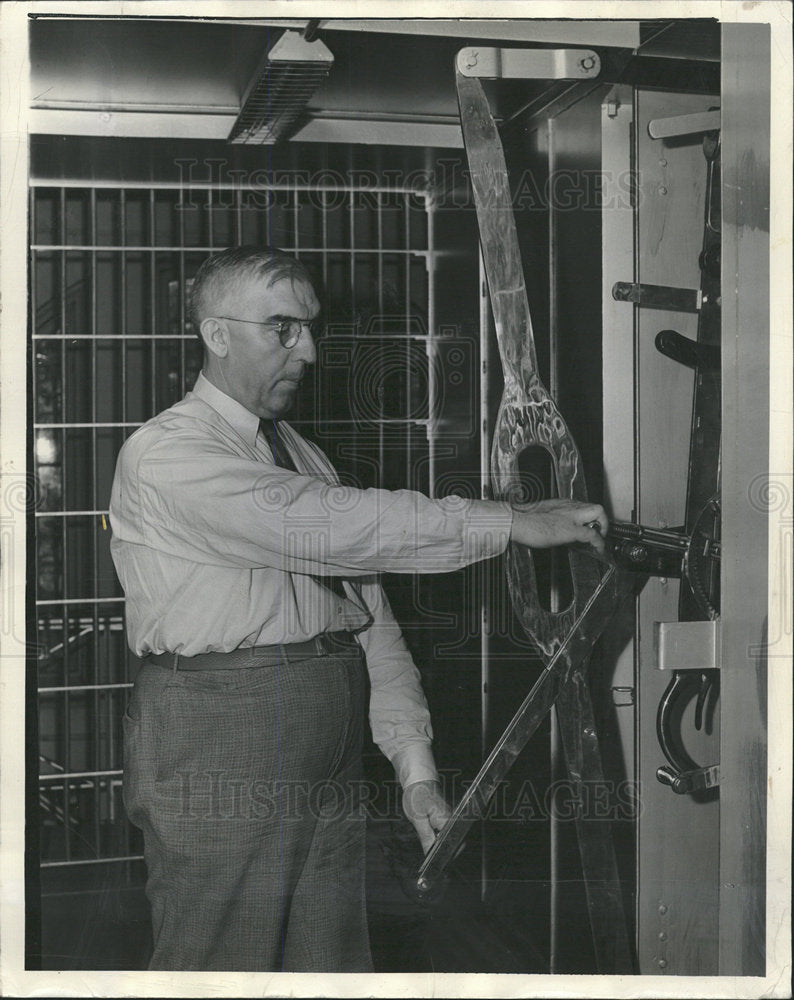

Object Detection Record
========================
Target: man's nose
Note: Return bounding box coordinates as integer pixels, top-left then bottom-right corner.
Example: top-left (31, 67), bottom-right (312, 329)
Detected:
top-left (294, 324), bottom-right (317, 365)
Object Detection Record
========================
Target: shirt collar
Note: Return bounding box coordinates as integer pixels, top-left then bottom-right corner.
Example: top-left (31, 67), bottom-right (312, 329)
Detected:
top-left (190, 372), bottom-right (262, 449)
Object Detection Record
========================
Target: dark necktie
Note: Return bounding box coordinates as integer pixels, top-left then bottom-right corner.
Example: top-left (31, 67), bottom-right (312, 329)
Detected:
top-left (263, 419), bottom-right (300, 474)
top-left (262, 420), bottom-right (348, 604)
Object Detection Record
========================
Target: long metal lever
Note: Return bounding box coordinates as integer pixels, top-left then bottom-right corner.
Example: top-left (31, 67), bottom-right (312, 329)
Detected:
top-left (415, 565), bottom-right (631, 895)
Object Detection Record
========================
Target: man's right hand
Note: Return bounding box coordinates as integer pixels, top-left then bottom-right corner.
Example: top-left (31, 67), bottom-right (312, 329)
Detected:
top-left (509, 499), bottom-right (608, 554)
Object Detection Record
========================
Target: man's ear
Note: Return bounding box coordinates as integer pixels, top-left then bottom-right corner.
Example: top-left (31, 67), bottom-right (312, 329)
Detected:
top-left (199, 317), bottom-right (229, 359)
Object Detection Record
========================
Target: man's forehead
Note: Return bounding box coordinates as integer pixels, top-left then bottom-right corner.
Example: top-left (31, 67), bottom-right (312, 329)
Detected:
top-left (238, 273), bottom-right (319, 311)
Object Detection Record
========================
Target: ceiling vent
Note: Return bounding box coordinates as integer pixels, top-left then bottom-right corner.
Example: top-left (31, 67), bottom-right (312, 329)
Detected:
top-left (228, 27), bottom-right (334, 145)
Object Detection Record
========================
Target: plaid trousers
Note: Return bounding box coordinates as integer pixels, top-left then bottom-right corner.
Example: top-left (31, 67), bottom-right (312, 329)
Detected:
top-left (122, 644), bottom-right (373, 972)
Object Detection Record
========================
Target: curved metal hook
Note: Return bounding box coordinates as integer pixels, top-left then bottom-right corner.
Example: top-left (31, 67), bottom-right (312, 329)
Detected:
top-left (656, 669), bottom-right (719, 795)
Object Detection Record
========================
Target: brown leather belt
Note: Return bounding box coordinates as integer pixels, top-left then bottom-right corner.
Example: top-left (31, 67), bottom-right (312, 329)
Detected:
top-left (144, 631), bottom-right (360, 671)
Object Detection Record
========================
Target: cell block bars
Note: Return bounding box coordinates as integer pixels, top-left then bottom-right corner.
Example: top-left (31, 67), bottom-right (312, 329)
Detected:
top-left (31, 179), bottom-right (436, 867)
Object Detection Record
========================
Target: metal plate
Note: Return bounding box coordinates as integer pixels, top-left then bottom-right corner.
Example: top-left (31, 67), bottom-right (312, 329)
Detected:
top-left (456, 47), bottom-right (601, 80)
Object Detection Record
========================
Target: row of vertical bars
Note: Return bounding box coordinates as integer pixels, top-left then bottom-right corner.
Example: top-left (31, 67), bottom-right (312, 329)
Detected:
top-left (31, 179), bottom-right (437, 866)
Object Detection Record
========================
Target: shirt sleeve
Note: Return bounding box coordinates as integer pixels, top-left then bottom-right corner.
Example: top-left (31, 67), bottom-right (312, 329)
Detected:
top-left (116, 425), bottom-right (513, 576)
top-left (352, 575), bottom-right (441, 788)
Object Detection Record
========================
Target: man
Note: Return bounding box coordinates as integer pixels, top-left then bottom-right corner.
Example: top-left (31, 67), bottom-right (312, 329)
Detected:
top-left (109, 245), bottom-right (607, 972)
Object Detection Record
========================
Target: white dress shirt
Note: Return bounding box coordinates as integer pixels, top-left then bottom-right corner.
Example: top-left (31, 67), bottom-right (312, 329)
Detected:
top-left (109, 372), bottom-right (513, 786)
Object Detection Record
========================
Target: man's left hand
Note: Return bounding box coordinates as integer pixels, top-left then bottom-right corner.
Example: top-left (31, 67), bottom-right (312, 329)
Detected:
top-left (402, 779), bottom-right (452, 854)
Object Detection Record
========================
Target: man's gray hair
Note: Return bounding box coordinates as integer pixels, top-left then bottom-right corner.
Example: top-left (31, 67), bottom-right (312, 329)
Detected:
top-left (189, 246), bottom-right (317, 343)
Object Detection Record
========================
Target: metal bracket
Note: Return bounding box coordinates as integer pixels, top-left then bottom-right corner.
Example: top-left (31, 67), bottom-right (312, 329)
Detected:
top-left (657, 763), bottom-right (720, 794)
top-left (648, 109), bottom-right (721, 140)
top-left (612, 686), bottom-right (635, 707)
top-left (456, 47), bottom-right (601, 80)
top-left (654, 620), bottom-right (721, 672)
top-left (612, 281), bottom-right (701, 313)
top-left (654, 622), bottom-right (721, 796)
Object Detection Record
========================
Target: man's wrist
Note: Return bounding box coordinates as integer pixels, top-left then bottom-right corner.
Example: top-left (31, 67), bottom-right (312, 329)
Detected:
top-left (462, 499), bottom-right (513, 563)
top-left (390, 744), bottom-right (440, 789)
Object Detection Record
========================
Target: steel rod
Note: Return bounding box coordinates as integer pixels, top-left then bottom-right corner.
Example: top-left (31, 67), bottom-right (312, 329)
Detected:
top-left (40, 769), bottom-right (124, 781)
top-left (32, 244), bottom-right (441, 257)
top-left (39, 683), bottom-right (133, 694)
top-left (320, 189), bottom-right (329, 290)
top-left (478, 246), bottom-right (491, 902)
top-left (426, 193), bottom-right (436, 498)
top-left (91, 189), bottom-right (102, 860)
top-left (59, 190), bottom-right (72, 861)
top-left (178, 188), bottom-right (186, 394)
top-left (34, 422), bottom-right (144, 428)
top-left (42, 855), bottom-right (145, 869)
top-left (33, 329), bottom-right (437, 340)
top-left (548, 115), bottom-right (561, 974)
top-left (37, 598), bottom-right (125, 606)
top-left (31, 179), bottom-right (423, 194)
top-left (404, 194), bottom-right (412, 488)
top-left (377, 192), bottom-right (385, 489)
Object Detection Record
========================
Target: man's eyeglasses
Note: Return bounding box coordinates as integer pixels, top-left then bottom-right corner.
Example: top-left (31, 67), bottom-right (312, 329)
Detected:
top-left (215, 316), bottom-right (325, 349)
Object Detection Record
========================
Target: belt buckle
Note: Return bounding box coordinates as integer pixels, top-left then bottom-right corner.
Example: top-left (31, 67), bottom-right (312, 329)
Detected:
top-left (316, 631), bottom-right (349, 656)
top-left (316, 632), bottom-right (335, 655)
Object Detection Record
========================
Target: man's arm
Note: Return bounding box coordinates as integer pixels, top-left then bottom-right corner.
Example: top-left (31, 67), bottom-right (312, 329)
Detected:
top-left (120, 424), bottom-right (607, 576)
top-left (352, 502), bottom-right (608, 854)
top-left (353, 576), bottom-right (452, 852)
top-left (116, 425), bottom-right (514, 576)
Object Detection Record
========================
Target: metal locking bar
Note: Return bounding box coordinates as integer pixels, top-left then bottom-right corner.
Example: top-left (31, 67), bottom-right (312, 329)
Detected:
top-left (648, 108), bottom-right (721, 140)
top-left (612, 281), bottom-right (701, 312)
